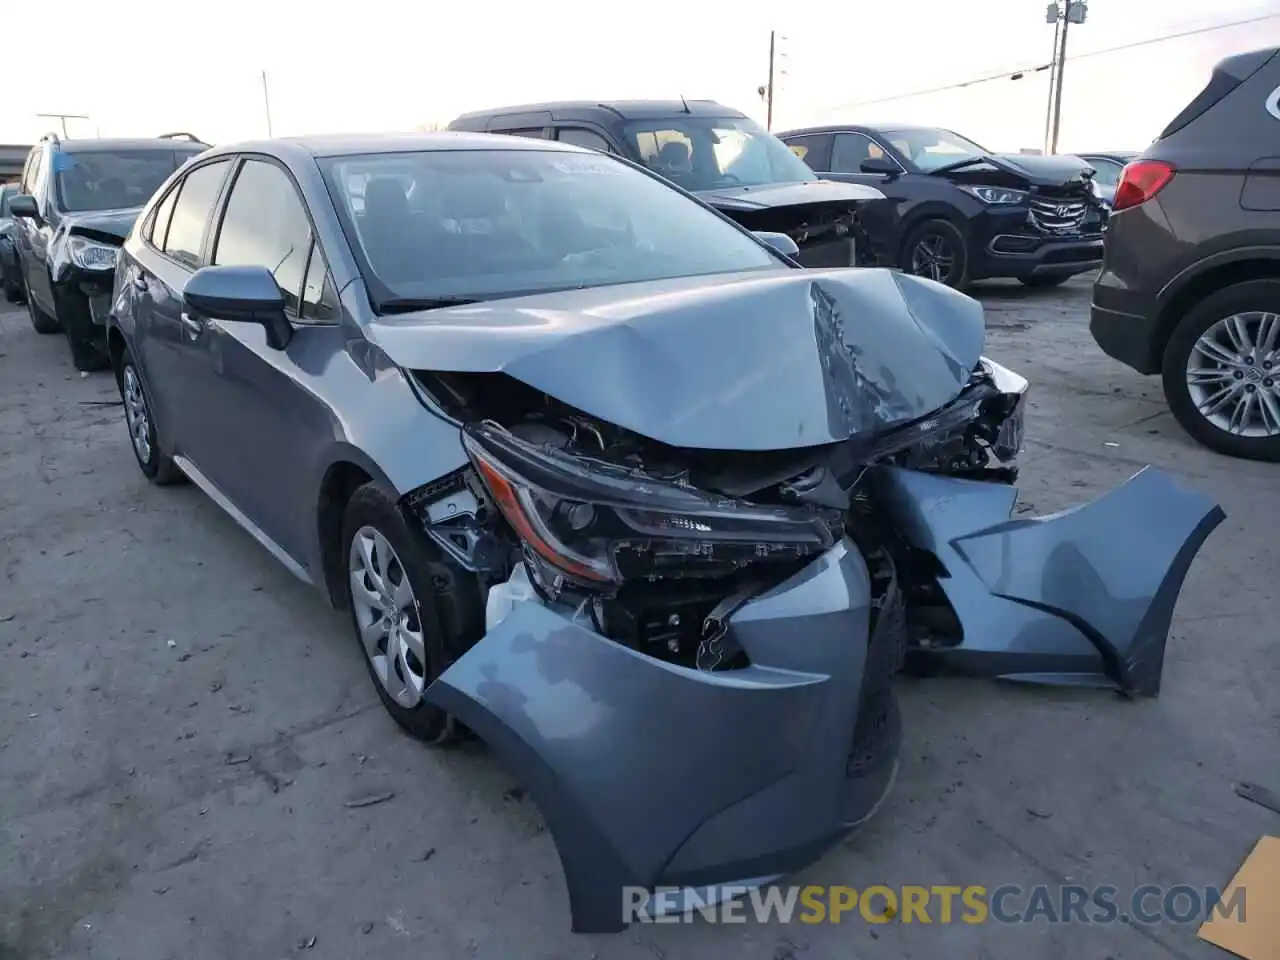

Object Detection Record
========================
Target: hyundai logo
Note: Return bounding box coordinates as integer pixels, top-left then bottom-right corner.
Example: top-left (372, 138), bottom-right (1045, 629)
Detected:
top-left (1055, 204), bottom-right (1073, 217)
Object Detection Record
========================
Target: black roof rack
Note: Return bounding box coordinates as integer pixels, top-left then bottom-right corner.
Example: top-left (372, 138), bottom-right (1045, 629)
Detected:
top-left (157, 132), bottom-right (206, 145)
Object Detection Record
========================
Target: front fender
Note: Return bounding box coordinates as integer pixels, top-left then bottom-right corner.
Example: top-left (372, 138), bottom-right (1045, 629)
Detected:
top-left (424, 540), bottom-right (900, 932)
top-left (872, 465), bottom-right (1225, 695)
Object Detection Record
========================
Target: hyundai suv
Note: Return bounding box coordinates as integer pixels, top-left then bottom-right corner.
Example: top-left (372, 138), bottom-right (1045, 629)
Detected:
top-left (8, 132), bottom-right (207, 370)
top-left (1091, 46), bottom-right (1280, 461)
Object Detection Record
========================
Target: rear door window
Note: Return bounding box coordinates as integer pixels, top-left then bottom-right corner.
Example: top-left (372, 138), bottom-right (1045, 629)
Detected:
top-left (557, 127), bottom-right (614, 153)
top-left (783, 134), bottom-right (833, 171)
top-left (162, 159), bottom-right (232, 268)
top-left (147, 185), bottom-right (180, 249)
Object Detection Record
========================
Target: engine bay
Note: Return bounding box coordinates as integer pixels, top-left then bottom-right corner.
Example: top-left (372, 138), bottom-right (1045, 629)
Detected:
top-left (405, 361), bottom-right (1026, 672)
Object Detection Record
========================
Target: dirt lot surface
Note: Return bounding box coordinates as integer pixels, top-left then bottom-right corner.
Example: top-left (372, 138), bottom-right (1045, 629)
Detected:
top-left (2, 277), bottom-right (1277, 960)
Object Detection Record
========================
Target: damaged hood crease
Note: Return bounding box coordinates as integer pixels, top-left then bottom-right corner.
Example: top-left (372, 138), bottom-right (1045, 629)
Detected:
top-left (370, 267), bottom-right (985, 451)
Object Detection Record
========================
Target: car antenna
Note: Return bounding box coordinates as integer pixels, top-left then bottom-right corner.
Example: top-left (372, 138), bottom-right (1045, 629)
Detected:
top-left (679, 94), bottom-right (691, 114)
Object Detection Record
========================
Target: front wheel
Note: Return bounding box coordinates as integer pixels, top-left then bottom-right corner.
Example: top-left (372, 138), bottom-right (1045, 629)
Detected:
top-left (341, 483), bottom-right (483, 745)
top-left (117, 349), bottom-right (185, 484)
top-left (25, 279), bottom-right (61, 334)
top-left (1161, 279), bottom-right (1280, 461)
top-left (900, 219), bottom-right (970, 289)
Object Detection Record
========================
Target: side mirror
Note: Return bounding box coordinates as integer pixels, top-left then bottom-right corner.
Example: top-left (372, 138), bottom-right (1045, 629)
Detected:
top-left (859, 156), bottom-right (899, 177)
top-left (9, 194), bottom-right (41, 222)
top-left (184, 265), bottom-right (292, 350)
top-left (753, 230), bottom-right (800, 259)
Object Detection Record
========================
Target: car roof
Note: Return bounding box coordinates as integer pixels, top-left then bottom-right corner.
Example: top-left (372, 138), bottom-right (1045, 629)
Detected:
top-left (55, 137), bottom-right (208, 153)
top-left (197, 131), bottom-right (591, 161)
top-left (775, 122), bottom-right (938, 137)
top-left (453, 100), bottom-right (745, 122)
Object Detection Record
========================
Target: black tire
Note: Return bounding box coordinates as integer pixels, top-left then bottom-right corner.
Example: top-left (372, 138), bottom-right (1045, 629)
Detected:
top-left (900, 219), bottom-right (970, 289)
top-left (340, 482), bottom-right (483, 745)
top-left (1162, 278), bottom-right (1280, 462)
top-left (57, 287), bottom-right (110, 372)
top-left (25, 279), bottom-right (61, 334)
top-left (115, 348), bottom-right (185, 484)
top-left (1018, 274), bottom-right (1072, 289)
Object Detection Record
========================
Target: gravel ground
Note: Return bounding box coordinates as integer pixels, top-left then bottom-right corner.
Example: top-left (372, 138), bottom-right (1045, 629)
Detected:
top-left (1, 276), bottom-right (1277, 960)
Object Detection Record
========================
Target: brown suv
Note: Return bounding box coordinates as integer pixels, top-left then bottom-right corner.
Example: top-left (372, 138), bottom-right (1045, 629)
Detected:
top-left (1090, 46), bottom-right (1280, 461)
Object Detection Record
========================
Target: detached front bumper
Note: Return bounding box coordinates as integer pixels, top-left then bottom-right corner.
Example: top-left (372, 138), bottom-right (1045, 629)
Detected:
top-left (424, 461), bottom-right (1223, 934)
top-left (425, 539), bottom-right (902, 933)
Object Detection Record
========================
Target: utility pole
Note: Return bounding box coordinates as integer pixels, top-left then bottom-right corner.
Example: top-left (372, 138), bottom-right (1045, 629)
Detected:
top-left (261, 70), bottom-right (274, 137)
top-left (1043, 6), bottom-right (1062, 153)
top-left (766, 30), bottom-right (776, 131)
top-left (36, 113), bottom-right (89, 138)
top-left (1048, 0), bottom-right (1088, 154)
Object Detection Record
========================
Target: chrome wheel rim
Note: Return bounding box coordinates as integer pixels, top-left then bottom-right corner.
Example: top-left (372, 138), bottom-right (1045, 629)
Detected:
top-left (910, 234), bottom-right (955, 284)
top-left (1185, 311), bottom-right (1280, 438)
top-left (348, 526), bottom-right (427, 708)
top-left (122, 366), bottom-right (153, 464)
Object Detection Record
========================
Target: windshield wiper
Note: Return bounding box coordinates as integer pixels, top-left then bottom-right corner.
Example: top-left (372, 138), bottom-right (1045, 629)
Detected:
top-left (927, 156), bottom-right (993, 176)
top-left (377, 296), bottom-right (483, 315)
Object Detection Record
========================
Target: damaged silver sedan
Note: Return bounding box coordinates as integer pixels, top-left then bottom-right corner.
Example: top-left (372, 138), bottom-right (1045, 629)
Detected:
top-left (104, 132), bottom-right (1225, 934)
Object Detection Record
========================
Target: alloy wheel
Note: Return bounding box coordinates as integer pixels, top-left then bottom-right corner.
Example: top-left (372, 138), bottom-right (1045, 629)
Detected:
top-left (909, 234), bottom-right (955, 284)
top-left (121, 366), bottom-right (153, 464)
top-left (1185, 311), bottom-right (1280, 438)
top-left (348, 525), bottom-right (428, 708)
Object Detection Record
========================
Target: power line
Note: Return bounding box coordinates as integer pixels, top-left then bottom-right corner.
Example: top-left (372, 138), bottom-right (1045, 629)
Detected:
top-left (817, 11), bottom-right (1280, 112)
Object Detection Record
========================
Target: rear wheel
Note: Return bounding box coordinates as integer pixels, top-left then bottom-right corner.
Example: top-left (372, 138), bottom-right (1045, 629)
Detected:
top-left (1018, 273), bottom-right (1072, 289)
top-left (901, 219), bottom-right (969, 289)
top-left (341, 483), bottom-right (483, 745)
top-left (1162, 279), bottom-right (1280, 461)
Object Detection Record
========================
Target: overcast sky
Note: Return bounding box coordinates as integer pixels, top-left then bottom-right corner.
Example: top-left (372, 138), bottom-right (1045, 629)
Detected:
top-left (3, 0), bottom-right (1278, 152)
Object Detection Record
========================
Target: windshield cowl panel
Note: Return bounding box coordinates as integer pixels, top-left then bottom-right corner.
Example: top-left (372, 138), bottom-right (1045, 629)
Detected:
top-left (321, 148), bottom-right (789, 304)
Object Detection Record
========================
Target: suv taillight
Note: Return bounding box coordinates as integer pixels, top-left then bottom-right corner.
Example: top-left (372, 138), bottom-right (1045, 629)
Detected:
top-left (1111, 160), bottom-right (1176, 213)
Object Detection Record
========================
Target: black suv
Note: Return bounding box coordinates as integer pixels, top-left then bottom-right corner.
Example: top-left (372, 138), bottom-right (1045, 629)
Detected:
top-left (777, 123), bottom-right (1107, 289)
top-left (8, 132), bottom-right (208, 370)
top-left (448, 100), bottom-right (885, 268)
top-left (1091, 47), bottom-right (1280, 462)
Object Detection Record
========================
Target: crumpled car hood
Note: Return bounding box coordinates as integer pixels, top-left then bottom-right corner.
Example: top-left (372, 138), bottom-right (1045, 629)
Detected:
top-left (696, 178), bottom-right (884, 212)
top-left (367, 267), bottom-right (985, 451)
top-left (63, 207), bottom-right (140, 245)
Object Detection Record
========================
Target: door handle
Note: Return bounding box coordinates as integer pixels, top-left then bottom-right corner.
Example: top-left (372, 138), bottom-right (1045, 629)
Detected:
top-left (132, 274), bottom-right (148, 292)
top-left (180, 312), bottom-right (204, 339)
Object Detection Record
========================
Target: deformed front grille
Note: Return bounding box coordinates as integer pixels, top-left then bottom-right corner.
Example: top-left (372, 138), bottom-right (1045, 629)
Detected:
top-left (1029, 195), bottom-right (1088, 234)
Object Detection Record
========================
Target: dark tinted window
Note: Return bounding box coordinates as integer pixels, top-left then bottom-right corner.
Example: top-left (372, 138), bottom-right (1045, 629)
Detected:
top-left (163, 160), bottom-right (231, 268)
top-left (557, 128), bottom-right (613, 152)
top-left (831, 133), bottom-right (881, 172)
top-left (496, 128), bottom-right (549, 139)
top-left (148, 185), bottom-right (180, 248)
top-left (624, 116), bottom-right (815, 190)
top-left (54, 149), bottom-right (201, 213)
top-left (783, 134), bottom-right (833, 171)
top-left (0, 183), bottom-right (15, 215)
top-left (213, 160), bottom-right (312, 312)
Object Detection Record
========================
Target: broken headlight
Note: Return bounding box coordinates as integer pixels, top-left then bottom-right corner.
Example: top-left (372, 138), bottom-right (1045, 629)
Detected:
top-left (462, 421), bottom-right (839, 587)
top-left (67, 236), bottom-right (119, 271)
top-left (867, 356), bottom-right (1027, 466)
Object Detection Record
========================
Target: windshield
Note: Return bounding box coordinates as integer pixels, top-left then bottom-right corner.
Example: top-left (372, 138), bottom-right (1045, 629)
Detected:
top-left (880, 128), bottom-right (990, 172)
top-left (54, 149), bottom-right (203, 213)
top-left (0, 183), bottom-right (15, 218)
top-left (621, 116), bottom-right (817, 191)
top-left (321, 148), bottom-right (785, 304)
